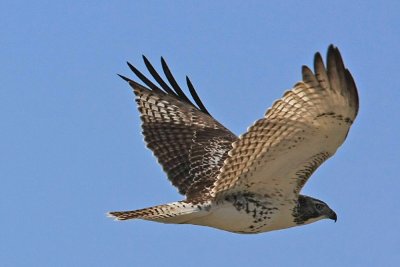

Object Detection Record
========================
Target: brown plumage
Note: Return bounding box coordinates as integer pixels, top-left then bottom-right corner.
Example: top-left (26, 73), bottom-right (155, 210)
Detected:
top-left (108, 45), bottom-right (358, 234)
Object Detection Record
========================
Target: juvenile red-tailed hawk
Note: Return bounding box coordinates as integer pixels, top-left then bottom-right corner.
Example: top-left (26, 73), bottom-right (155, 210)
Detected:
top-left (108, 45), bottom-right (358, 234)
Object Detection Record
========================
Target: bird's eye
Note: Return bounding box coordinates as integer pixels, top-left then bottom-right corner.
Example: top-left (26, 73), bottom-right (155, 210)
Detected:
top-left (315, 203), bottom-right (324, 210)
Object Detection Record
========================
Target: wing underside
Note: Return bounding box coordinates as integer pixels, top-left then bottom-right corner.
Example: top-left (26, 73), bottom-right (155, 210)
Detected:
top-left (119, 57), bottom-right (237, 199)
top-left (212, 45), bottom-right (359, 198)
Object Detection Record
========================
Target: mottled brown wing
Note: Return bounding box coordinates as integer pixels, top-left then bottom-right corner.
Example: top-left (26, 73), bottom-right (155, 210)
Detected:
top-left (212, 45), bottom-right (359, 199)
top-left (119, 57), bottom-right (237, 199)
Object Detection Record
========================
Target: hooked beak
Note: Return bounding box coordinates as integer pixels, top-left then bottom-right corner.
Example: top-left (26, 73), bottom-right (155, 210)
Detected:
top-left (328, 210), bottom-right (337, 222)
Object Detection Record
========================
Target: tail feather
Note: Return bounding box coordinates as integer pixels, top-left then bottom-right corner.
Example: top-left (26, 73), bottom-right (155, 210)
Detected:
top-left (108, 201), bottom-right (209, 224)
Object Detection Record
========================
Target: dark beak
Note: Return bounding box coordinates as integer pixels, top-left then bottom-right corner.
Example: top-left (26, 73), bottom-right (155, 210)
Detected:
top-left (328, 210), bottom-right (337, 222)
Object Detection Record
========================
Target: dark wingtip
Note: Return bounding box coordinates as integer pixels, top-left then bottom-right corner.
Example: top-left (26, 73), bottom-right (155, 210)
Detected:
top-left (301, 65), bottom-right (312, 73)
top-left (117, 74), bottom-right (131, 82)
top-left (126, 61), bottom-right (162, 92)
top-left (185, 76), bottom-right (193, 87)
top-left (143, 55), bottom-right (177, 96)
top-left (160, 57), bottom-right (194, 105)
top-left (121, 56), bottom-right (212, 116)
top-left (328, 44), bottom-right (340, 57)
top-left (126, 61), bottom-right (137, 73)
top-left (301, 65), bottom-right (315, 83)
top-left (324, 45), bottom-right (359, 118)
top-left (327, 44), bottom-right (340, 58)
top-left (314, 51), bottom-right (323, 65)
top-left (160, 56), bottom-right (167, 66)
top-left (327, 45), bottom-right (345, 70)
top-left (142, 55), bottom-right (151, 66)
top-left (186, 76), bottom-right (210, 115)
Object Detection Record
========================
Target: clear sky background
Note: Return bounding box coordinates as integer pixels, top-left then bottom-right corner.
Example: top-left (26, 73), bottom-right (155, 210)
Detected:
top-left (1, 1), bottom-right (399, 266)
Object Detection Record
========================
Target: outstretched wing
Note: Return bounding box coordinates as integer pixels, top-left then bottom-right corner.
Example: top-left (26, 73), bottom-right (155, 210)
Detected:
top-left (212, 45), bottom-right (359, 199)
top-left (119, 57), bottom-right (237, 199)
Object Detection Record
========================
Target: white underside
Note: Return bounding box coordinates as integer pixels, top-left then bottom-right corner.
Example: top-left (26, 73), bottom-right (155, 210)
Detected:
top-left (181, 200), bottom-right (298, 234)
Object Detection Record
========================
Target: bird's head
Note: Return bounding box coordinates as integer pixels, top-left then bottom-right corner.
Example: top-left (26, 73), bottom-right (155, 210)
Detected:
top-left (293, 195), bottom-right (337, 225)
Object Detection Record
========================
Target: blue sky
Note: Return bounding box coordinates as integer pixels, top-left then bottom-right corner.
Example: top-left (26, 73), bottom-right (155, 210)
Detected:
top-left (1, 1), bottom-right (399, 266)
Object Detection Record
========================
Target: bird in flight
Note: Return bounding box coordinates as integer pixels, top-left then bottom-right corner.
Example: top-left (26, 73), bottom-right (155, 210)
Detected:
top-left (108, 45), bottom-right (359, 234)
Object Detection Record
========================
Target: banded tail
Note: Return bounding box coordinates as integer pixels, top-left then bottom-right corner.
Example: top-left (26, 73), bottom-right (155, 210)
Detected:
top-left (108, 201), bottom-right (209, 224)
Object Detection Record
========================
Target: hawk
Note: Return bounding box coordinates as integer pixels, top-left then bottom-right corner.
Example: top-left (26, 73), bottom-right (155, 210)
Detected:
top-left (108, 45), bottom-right (359, 234)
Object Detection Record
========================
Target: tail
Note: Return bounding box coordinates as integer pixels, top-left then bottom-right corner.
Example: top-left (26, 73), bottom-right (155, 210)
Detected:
top-left (107, 201), bottom-right (209, 224)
